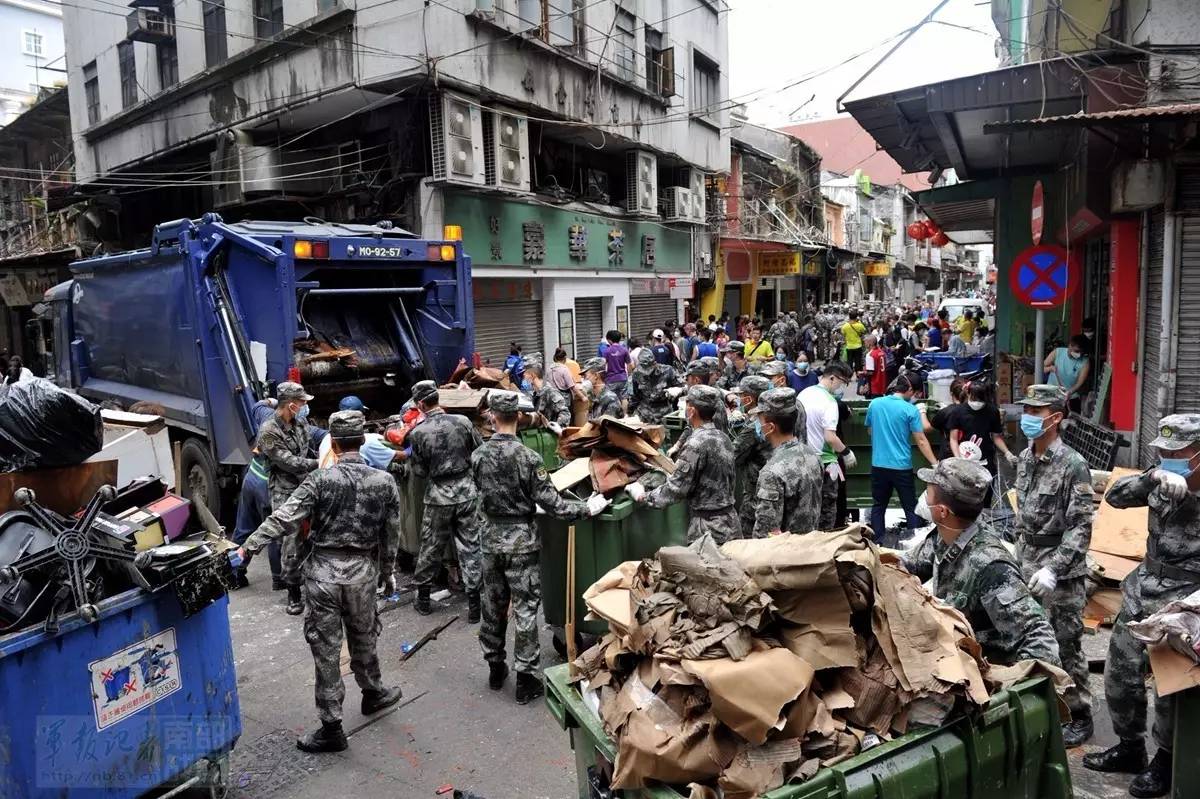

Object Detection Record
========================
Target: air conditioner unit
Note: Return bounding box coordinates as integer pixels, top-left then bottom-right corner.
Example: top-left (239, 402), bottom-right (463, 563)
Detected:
top-left (485, 109), bottom-right (530, 192)
top-left (625, 150), bottom-right (658, 215)
top-left (126, 8), bottom-right (175, 43)
top-left (210, 142), bottom-right (338, 208)
top-left (430, 94), bottom-right (486, 185)
top-left (660, 187), bottom-right (691, 222)
top-left (688, 169), bottom-right (706, 223)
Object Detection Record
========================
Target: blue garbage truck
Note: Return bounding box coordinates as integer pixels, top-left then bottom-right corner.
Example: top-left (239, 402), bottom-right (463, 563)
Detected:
top-left (43, 213), bottom-right (474, 515)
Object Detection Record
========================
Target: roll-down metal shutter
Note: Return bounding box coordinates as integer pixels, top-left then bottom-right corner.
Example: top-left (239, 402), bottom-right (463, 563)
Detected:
top-left (474, 298), bottom-right (543, 368)
top-left (1175, 216), bottom-right (1200, 413)
top-left (629, 294), bottom-right (677, 341)
top-left (1139, 209), bottom-right (1165, 467)
top-left (574, 297), bottom-right (604, 356)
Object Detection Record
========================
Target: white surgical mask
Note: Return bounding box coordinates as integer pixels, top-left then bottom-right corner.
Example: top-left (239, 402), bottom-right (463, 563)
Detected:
top-left (967, 400), bottom-right (985, 411)
top-left (580, 379), bottom-right (594, 396)
top-left (915, 495), bottom-right (933, 521)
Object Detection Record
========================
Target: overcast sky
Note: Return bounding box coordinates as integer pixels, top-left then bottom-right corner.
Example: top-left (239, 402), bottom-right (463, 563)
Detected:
top-left (728, 0), bottom-right (1002, 126)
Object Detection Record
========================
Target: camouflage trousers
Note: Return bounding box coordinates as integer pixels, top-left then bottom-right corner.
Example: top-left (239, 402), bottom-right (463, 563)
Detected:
top-left (414, 500), bottom-right (482, 592)
top-left (738, 501), bottom-right (757, 539)
top-left (479, 551), bottom-right (542, 674)
top-left (819, 469), bottom-right (840, 530)
top-left (1033, 576), bottom-right (1092, 718)
top-left (303, 577), bottom-right (384, 724)
top-left (1106, 595), bottom-right (1180, 751)
top-left (687, 506), bottom-right (740, 545)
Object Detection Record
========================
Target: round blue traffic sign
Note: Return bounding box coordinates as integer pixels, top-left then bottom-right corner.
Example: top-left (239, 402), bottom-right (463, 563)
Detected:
top-left (1009, 244), bottom-right (1077, 309)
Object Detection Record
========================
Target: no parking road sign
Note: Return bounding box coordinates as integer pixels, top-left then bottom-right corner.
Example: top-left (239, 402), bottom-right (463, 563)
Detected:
top-left (1009, 244), bottom-right (1078, 309)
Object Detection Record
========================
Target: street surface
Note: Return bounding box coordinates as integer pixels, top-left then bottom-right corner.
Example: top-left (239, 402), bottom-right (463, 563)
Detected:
top-left (224, 565), bottom-right (1140, 799)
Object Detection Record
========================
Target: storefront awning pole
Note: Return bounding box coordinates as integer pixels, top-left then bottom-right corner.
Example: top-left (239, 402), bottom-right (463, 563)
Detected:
top-left (1034, 309), bottom-right (1045, 383)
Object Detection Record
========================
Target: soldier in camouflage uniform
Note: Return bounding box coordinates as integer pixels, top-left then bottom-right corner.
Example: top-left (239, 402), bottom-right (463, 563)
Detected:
top-left (1012, 384), bottom-right (1095, 747)
top-left (1083, 413), bottom-right (1200, 797)
top-left (581, 357), bottom-right (623, 420)
top-left (403, 380), bottom-right (484, 621)
top-left (523, 356), bottom-right (571, 433)
top-left (784, 312), bottom-right (802, 361)
top-left (669, 359), bottom-right (728, 457)
top-left (256, 381), bottom-right (320, 615)
top-left (902, 458), bottom-right (1060, 666)
top-left (471, 391), bottom-right (610, 704)
top-left (759, 360), bottom-right (808, 431)
top-left (730, 375), bottom-right (773, 537)
top-left (717, 341), bottom-right (749, 390)
top-left (240, 411), bottom-right (404, 753)
top-left (751, 387), bottom-right (823, 537)
top-left (628, 385), bottom-right (739, 543)
top-left (767, 315), bottom-right (790, 356)
top-left (628, 348), bottom-right (680, 425)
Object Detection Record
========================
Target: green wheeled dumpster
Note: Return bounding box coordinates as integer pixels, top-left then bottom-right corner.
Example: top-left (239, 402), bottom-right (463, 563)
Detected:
top-left (543, 662), bottom-right (1072, 799)
top-left (539, 495), bottom-right (687, 637)
top-left (661, 411), bottom-right (687, 451)
top-left (520, 427), bottom-right (562, 471)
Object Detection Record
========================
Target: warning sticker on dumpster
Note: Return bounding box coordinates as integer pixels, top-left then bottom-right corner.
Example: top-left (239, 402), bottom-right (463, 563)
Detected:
top-left (88, 627), bottom-right (182, 730)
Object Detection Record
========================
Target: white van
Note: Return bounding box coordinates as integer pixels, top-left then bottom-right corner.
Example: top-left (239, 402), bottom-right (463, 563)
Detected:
top-left (937, 297), bottom-right (993, 329)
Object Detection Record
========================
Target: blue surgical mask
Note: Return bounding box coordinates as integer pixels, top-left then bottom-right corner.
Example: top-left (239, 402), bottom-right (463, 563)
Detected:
top-left (295, 404), bottom-right (310, 422)
top-left (832, 388), bottom-right (845, 399)
top-left (1159, 454), bottom-right (1198, 479)
top-left (1020, 413), bottom-right (1046, 439)
top-left (797, 362), bottom-right (810, 374)
top-left (753, 417), bottom-right (765, 441)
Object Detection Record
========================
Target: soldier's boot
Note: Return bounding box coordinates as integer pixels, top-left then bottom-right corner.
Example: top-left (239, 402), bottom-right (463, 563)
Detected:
top-left (1083, 739), bottom-right (1147, 773)
top-left (514, 672), bottom-right (544, 705)
top-left (1061, 713), bottom-right (1094, 747)
top-left (467, 591), bottom-right (482, 624)
top-left (285, 585), bottom-right (304, 616)
top-left (271, 576), bottom-right (286, 591)
top-left (1128, 749), bottom-right (1171, 798)
top-left (414, 586), bottom-right (432, 616)
top-left (296, 721), bottom-right (348, 753)
top-left (361, 686), bottom-right (403, 715)
top-left (488, 662), bottom-right (509, 691)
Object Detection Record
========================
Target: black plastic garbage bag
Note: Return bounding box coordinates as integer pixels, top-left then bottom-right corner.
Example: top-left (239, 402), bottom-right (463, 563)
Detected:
top-left (0, 378), bottom-right (103, 471)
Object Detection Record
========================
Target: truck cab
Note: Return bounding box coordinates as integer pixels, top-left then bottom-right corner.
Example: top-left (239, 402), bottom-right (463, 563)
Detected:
top-left (44, 214), bottom-right (474, 516)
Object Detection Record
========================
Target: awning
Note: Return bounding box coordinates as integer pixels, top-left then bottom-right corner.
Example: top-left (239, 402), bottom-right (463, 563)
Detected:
top-left (912, 180), bottom-right (998, 245)
top-left (983, 101), bottom-right (1200, 133)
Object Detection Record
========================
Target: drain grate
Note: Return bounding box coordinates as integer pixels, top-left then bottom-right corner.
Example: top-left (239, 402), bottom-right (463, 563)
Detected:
top-left (228, 729), bottom-right (322, 797)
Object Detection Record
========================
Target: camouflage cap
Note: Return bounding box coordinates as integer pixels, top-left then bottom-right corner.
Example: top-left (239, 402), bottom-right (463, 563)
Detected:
top-left (581, 357), bottom-right (607, 374)
top-left (685, 360), bottom-right (712, 378)
top-left (487, 389), bottom-right (521, 414)
top-left (1021, 383), bottom-right (1067, 410)
top-left (753, 387), bottom-right (798, 418)
top-left (757, 360), bottom-right (787, 377)
top-left (686, 384), bottom-right (724, 413)
top-left (328, 410), bottom-right (365, 439)
top-left (1151, 413), bottom-right (1200, 451)
top-left (699, 356), bottom-right (721, 372)
top-left (523, 353), bottom-right (544, 373)
top-left (917, 457), bottom-right (992, 509)
top-left (411, 379), bottom-right (439, 406)
top-left (636, 348), bottom-right (656, 367)
top-left (733, 375), bottom-right (772, 397)
top-left (720, 340), bottom-right (746, 354)
top-left (277, 381), bottom-right (314, 402)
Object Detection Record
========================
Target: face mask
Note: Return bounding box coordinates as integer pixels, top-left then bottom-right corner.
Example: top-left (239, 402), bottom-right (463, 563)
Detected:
top-left (832, 387), bottom-right (845, 399)
top-left (967, 400), bottom-right (985, 411)
top-left (1159, 453), bottom-right (1199, 479)
top-left (295, 403), bottom-right (310, 422)
top-left (1069, 351), bottom-right (1082, 361)
top-left (797, 362), bottom-right (810, 374)
top-left (915, 494), bottom-right (933, 521)
top-left (1084, 331), bottom-right (1094, 339)
top-left (738, 395), bottom-right (751, 413)
top-left (1020, 413), bottom-right (1048, 439)
top-left (753, 417), bottom-right (765, 441)
top-left (580, 379), bottom-right (594, 396)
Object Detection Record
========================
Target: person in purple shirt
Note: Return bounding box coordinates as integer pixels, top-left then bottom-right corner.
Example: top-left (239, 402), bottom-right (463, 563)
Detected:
top-left (602, 329), bottom-right (631, 397)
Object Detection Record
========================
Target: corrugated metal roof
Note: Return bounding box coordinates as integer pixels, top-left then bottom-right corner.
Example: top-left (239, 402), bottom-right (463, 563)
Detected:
top-left (984, 102), bottom-right (1200, 132)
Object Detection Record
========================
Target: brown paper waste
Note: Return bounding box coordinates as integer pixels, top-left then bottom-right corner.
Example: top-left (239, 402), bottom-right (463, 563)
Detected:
top-left (573, 526), bottom-right (1070, 797)
top-left (556, 416), bottom-right (674, 495)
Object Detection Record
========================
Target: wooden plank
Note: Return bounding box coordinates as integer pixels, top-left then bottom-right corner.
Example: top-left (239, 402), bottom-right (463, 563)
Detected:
top-left (1090, 468), bottom-right (1150, 559)
top-left (0, 461), bottom-right (119, 516)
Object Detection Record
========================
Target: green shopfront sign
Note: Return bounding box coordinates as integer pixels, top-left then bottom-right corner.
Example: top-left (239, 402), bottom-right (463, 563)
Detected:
top-left (444, 191), bottom-right (692, 274)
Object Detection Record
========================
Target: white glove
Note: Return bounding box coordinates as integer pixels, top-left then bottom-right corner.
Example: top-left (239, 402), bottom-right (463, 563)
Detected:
top-left (1027, 566), bottom-right (1057, 599)
top-left (840, 449), bottom-right (857, 470)
top-left (1004, 451), bottom-right (1018, 468)
top-left (547, 422), bottom-right (563, 436)
top-left (1153, 469), bottom-right (1189, 501)
top-left (666, 386), bottom-right (685, 399)
top-left (586, 493), bottom-right (611, 516)
top-left (626, 482), bottom-right (647, 502)
top-left (824, 462), bottom-right (845, 482)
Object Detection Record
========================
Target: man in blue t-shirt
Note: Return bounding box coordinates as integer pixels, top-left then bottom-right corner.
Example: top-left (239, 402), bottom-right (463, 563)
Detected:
top-left (865, 375), bottom-right (940, 545)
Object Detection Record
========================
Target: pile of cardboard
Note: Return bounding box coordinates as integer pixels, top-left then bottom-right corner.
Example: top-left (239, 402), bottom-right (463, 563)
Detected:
top-left (555, 416), bottom-right (673, 495)
top-left (573, 528), bottom-right (1066, 798)
top-left (1083, 468), bottom-right (1150, 629)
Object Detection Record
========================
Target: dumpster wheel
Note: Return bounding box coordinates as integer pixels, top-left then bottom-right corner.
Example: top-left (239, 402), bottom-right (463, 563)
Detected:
top-left (205, 754), bottom-right (230, 799)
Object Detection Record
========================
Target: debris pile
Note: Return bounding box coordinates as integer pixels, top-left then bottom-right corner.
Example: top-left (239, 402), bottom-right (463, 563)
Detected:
top-left (556, 416), bottom-right (673, 495)
top-left (573, 527), bottom-right (1066, 797)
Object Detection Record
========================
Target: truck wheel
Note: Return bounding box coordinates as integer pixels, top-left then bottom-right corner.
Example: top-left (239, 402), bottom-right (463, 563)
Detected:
top-left (180, 438), bottom-right (221, 518)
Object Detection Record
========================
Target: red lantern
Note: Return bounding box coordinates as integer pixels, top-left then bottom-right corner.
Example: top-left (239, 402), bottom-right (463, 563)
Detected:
top-left (906, 222), bottom-right (928, 240)
top-left (922, 220), bottom-right (940, 238)
top-left (931, 231), bottom-right (951, 247)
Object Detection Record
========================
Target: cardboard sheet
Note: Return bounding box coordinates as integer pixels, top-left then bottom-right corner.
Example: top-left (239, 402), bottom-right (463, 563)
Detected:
top-left (1149, 642), bottom-right (1200, 697)
top-left (1091, 550), bottom-right (1141, 582)
top-left (1083, 587), bottom-right (1124, 628)
top-left (550, 457), bottom-right (591, 492)
top-left (775, 587), bottom-right (859, 670)
top-left (720, 527), bottom-right (875, 592)
top-left (1090, 468), bottom-right (1150, 560)
top-left (682, 648), bottom-right (815, 745)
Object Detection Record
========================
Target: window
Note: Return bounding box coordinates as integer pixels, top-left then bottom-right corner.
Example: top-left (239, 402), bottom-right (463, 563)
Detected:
top-left (644, 27), bottom-right (674, 97)
top-left (22, 30), bottom-right (44, 57)
top-left (616, 305), bottom-right (629, 336)
top-left (691, 50), bottom-right (719, 121)
top-left (83, 61), bottom-right (99, 125)
top-left (518, 0), bottom-right (578, 48)
top-left (317, 0), bottom-right (339, 10)
top-left (118, 41), bottom-right (137, 109)
top-left (203, 1), bottom-right (228, 66)
top-left (254, 0), bottom-right (284, 39)
top-left (157, 42), bottom-right (178, 90)
top-left (613, 7), bottom-right (636, 82)
top-left (558, 309), bottom-right (575, 360)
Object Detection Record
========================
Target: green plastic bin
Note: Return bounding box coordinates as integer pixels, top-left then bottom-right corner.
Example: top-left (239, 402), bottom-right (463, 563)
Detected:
top-left (520, 427), bottom-right (562, 471)
top-left (662, 411), bottom-right (687, 451)
top-left (399, 473), bottom-right (426, 556)
top-left (543, 662), bottom-right (1072, 799)
top-left (540, 496), bottom-right (688, 636)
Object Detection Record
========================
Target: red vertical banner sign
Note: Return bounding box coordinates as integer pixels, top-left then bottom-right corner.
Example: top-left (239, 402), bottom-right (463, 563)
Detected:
top-left (1108, 219), bottom-right (1140, 430)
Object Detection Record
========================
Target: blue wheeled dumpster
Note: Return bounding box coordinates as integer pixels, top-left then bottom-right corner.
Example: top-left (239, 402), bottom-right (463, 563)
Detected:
top-left (0, 587), bottom-right (241, 798)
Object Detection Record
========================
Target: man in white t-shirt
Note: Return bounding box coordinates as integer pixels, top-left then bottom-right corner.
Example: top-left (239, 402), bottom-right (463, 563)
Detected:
top-left (798, 360), bottom-right (855, 530)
